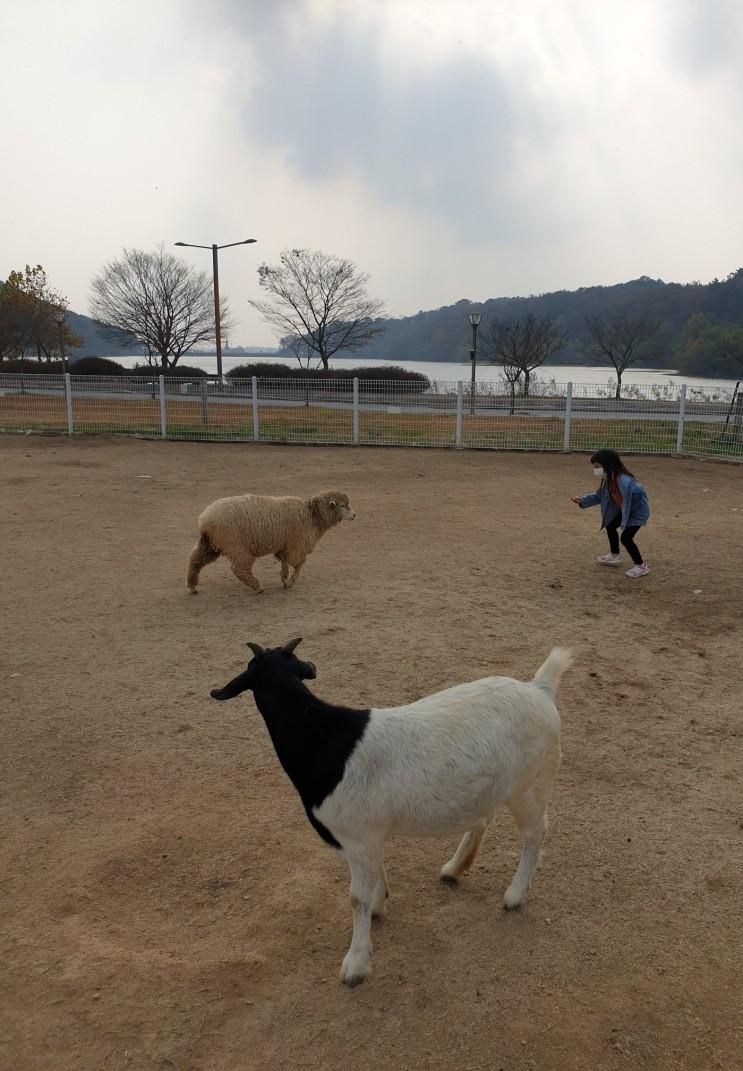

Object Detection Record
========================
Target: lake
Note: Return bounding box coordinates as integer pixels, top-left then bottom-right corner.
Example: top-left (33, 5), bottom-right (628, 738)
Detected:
top-left (111, 354), bottom-right (741, 390)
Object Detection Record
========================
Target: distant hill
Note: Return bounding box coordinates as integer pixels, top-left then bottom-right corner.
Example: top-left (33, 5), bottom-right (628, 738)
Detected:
top-left (65, 270), bottom-right (743, 372)
top-left (349, 270), bottom-right (743, 370)
top-left (65, 309), bottom-right (144, 358)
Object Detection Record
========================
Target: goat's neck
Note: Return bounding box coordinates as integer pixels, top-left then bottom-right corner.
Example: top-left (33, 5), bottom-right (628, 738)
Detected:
top-left (250, 677), bottom-right (370, 808)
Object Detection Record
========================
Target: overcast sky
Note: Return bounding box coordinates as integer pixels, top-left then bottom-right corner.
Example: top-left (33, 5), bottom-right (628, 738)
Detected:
top-left (3, 0), bottom-right (742, 348)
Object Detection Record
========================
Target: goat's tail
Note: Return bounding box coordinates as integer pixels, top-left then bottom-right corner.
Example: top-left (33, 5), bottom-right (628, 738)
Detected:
top-left (532, 647), bottom-right (574, 698)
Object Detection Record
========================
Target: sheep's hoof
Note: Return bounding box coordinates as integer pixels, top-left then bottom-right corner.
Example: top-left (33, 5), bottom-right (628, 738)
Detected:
top-left (439, 868), bottom-right (459, 885)
top-left (187, 587), bottom-right (198, 595)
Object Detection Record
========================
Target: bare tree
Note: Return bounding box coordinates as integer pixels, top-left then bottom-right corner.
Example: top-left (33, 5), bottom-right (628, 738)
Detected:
top-left (482, 314), bottom-right (566, 398)
top-left (279, 332), bottom-right (323, 371)
top-left (90, 247), bottom-right (232, 369)
top-left (500, 361), bottom-right (524, 415)
top-left (585, 308), bottom-right (659, 399)
top-left (250, 249), bottom-right (385, 370)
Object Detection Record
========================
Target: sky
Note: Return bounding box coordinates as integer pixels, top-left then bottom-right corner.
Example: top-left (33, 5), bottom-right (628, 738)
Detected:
top-left (2, 0), bottom-right (743, 348)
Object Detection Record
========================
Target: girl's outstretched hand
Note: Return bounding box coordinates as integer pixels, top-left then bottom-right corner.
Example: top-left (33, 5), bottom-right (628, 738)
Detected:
top-left (570, 496), bottom-right (581, 504)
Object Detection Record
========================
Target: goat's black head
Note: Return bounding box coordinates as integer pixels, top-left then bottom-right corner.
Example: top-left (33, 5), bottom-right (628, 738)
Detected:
top-left (210, 638), bottom-right (317, 701)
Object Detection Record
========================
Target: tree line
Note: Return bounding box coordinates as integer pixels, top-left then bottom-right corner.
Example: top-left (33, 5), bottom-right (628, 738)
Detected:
top-left (1, 246), bottom-right (741, 393)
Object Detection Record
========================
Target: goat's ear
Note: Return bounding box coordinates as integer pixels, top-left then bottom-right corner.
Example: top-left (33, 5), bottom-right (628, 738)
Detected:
top-left (246, 642), bottom-right (264, 657)
top-left (210, 668), bottom-right (253, 701)
top-left (283, 637), bottom-right (303, 655)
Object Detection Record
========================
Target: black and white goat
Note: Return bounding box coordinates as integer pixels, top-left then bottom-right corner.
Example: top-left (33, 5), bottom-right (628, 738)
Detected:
top-left (211, 638), bottom-right (574, 987)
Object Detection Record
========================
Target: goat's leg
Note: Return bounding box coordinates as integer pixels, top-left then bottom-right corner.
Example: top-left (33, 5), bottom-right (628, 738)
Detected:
top-left (371, 861), bottom-right (389, 918)
top-left (503, 791), bottom-right (549, 910)
top-left (340, 850), bottom-right (382, 987)
top-left (440, 820), bottom-right (488, 883)
top-left (229, 554), bottom-right (263, 593)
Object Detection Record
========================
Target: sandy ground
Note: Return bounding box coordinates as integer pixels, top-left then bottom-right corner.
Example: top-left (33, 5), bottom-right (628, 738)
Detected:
top-left (1, 435), bottom-right (741, 1071)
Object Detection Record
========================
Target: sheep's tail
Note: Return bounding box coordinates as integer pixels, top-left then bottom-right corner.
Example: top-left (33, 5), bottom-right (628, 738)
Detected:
top-left (532, 647), bottom-right (574, 698)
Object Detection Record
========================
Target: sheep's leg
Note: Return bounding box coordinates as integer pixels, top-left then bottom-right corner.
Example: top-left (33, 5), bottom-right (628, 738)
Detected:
top-left (503, 791), bottom-right (549, 910)
top-left (440, 820), bottom-right (488, 883)
top-left (340, 850), bottom-right (381, 987)
top-left (229, 554), bottom-right (263, 593)
top-left (279, 558), bottom-right (290, 586)
top-left (186, 534), bottom-right (221, 593)
top-left (283, 559), bottom-right (305, 589)
top-left (371, 861), bottom-right (389, 918)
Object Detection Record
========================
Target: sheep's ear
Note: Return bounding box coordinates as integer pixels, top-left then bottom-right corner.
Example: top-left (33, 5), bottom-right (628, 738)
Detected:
top-left (283, 637), bottom-right (303, 655)
top-left (246, 642), bottom-right (264, 657)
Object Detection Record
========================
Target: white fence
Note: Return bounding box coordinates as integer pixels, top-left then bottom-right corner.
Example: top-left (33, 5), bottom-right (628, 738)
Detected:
top-left (0, 373), bottom-right (741, 461)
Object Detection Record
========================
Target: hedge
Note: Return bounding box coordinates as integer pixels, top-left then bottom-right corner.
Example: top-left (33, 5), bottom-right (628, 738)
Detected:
top-left (225, 362), bottom-right (430, 392)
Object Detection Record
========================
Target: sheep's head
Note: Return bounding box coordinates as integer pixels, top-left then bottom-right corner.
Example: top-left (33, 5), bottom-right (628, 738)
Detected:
top-left (309, 491), bottom-right (355, 528)
top-left (210, 638), bottom-right (317, 701)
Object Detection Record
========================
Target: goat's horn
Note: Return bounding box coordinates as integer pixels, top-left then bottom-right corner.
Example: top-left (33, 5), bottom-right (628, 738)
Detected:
top-left (283, 637), bottom-right (303, 654)
top-left (246, 642), bottom-right (265, 656)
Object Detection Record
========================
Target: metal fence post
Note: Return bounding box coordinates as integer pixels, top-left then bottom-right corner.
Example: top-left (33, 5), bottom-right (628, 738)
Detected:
top-left (455, 381), bottom-right (463, 447)
top-left (563, 382), bottom-right (573, 451)
top-left (64, 373), bottom-right (73, 435)
top-left (353, 378), bottom-right (359, 444)
top-left (676, 383), bottom-right (687, 454)
top-left (251, 376), bottom-right (260, 441)
top-left (159, 375), bottom-right (167, 438)
top-left (200, 378), bottom-right (209, 425)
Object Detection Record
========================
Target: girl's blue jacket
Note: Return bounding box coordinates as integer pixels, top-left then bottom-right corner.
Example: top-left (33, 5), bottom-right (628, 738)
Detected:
top-left (579, 473), bottom-right (650, 529)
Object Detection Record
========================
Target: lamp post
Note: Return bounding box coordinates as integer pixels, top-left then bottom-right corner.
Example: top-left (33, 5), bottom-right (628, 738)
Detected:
top-left (55, 311), bottom-right (68, 376)
top-left (174, 238), bottom-right (257, 382)
top-left (468, 311), bottom-right (482, 415)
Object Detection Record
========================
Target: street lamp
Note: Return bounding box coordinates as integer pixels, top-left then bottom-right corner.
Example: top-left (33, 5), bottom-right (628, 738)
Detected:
top-left (174, 238), bottom-right (257, 382)
top-left (468, 311), bottom-right (482, 415)
top-left (55, 311), bottom-right (68, 376)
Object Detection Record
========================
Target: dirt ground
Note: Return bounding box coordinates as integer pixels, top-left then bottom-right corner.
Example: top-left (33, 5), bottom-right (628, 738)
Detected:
top-left (1, 435), bottom-right (741, 1071)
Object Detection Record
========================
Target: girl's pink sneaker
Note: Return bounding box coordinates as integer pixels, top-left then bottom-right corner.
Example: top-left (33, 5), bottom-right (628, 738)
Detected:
top-left (625, 563), bottom-right (650, 578)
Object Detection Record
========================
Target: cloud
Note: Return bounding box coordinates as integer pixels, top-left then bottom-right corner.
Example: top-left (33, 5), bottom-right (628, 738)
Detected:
top-left (217, 1), bottom-right (569, 240)
top-left (668, 0), bottom-right (743, 81)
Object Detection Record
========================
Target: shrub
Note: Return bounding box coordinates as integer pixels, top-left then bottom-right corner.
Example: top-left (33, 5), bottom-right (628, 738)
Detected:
top-left (226, 362), bottom-right (429, 392)
top-left (69, 356), bottom-right (126, 375)
top-left (0, 358), bottom-right (65, 374)
top-left (130, 363), bottom-right (208, 378)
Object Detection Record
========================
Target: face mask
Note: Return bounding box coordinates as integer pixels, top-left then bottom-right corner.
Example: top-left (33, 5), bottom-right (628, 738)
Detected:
top-left (593, 467), bottom-right (605, 477)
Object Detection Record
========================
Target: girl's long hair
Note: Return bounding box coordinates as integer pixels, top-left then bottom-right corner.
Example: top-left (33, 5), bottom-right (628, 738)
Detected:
top-left (590, 449), bottom-right (635, 483)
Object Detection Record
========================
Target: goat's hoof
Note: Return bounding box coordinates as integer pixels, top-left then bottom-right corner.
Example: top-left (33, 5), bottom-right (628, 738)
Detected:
top-left (439, 869), bottom-right (459, 885)
top-left (340, 956), bottom-right (371, 988)
top-left (503, 889), bottom-right (523, 911)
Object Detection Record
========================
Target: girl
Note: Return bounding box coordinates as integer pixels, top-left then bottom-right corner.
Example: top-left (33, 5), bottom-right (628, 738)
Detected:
top-left (571, 449), bottom-right (650, 578)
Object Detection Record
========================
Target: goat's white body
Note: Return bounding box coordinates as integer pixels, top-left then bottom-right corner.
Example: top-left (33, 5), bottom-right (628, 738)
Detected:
top-left (315, 677), bottom-right (560, 843)
top-left (313, 647), bottom-right (573, 987)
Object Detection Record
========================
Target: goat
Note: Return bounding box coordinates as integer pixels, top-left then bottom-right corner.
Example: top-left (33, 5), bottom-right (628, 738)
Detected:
top-left (211, 638), bottom-right (574, 986)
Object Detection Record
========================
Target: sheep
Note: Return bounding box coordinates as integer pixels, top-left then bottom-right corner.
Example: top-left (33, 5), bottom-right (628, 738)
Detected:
top-left (186, 491), bottom-right (355, 594)
top-left (210, 638), bottom-right (574, 987)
